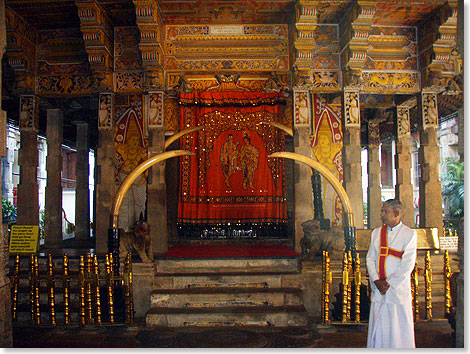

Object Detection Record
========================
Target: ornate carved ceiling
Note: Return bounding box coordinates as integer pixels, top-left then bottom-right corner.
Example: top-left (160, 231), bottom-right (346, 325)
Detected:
top-left (6, 0), bottom-right (135, 30)
top-left (6, 0), bottom-right (450, 30)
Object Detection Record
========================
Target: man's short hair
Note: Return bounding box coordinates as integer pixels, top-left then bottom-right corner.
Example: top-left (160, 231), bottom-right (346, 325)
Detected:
top-left (383, 199), bottom-right (402, 216)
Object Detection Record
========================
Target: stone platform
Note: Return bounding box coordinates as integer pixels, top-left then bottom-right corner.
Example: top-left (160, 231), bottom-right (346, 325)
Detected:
top-left (146, 253), bottom-right (308, 328)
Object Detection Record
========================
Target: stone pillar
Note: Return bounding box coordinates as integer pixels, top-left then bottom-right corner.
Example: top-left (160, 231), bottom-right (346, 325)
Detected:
top-left (456, 217), bottom-right (464, 347)
top-left (146, 92), bottom-right (167, 254)
top-left (0, 0), bottom-right (12, 345)
top-left (457, 107), bottom-right (463, 162)
top-left (16, 96), bottom-right (39, 226)
top-left (418, 92), bottom-right (443, 236)
top-left (95, 93), bottom-right (116, 254)
top-left (367, 120), bottom-right (381, 229)
top-left (342, 90), bottom-right (364, 229)
top-left (395, 106), bottom-right (414, 227)
top-left (293, 90), bottom-right (314, 253)
top-left (44, 109), bottom-right (63, 248)
top-left (74, 122), bottom-right (90, 241)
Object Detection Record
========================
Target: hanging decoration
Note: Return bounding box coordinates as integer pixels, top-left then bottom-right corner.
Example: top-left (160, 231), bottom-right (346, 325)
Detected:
top-left (177, 90), bottom-right (288, 238)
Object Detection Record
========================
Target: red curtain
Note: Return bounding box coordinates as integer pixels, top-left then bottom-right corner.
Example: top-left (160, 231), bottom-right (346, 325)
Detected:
top-left (177, 91), bottom-right (287, 236)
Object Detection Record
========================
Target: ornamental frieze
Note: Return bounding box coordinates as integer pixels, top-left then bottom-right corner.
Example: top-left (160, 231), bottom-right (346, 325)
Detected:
top-left (364, 57), bottom-right (418, 71)
top-left (165, 57), bottom-right (289, 72)
top-left (166, 25), bottom-right (288, 41)
top-left (37, 74), bottom-right (95, 95)
top-left (361, 71), bottom-right (419, 93)
top-left (115, 72), bottom-right (144, 92)
top-left (311, 71), bottom-right (340, 91)
top-left (312, 56), bottom-right (339, 70)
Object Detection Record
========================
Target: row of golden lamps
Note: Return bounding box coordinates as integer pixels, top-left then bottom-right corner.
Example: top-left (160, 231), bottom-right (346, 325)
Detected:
top-left (10, 252), bottom-right (134, 326)
top-left (321, 250), bottom-right (454, 324)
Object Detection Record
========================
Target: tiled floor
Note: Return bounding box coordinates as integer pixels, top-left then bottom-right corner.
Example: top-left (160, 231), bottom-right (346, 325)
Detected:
top-left (12, 319), bottom-right (455, 348)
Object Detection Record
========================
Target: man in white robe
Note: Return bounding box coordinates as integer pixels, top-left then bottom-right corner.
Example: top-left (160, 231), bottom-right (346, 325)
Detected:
top-left (366, 199), bottom-right (417, 348)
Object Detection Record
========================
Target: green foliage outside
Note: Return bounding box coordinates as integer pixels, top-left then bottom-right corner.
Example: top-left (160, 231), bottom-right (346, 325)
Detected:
top-left (441, 158), bottom-right (464, 219)
top-left (40, 210), bottom-right (45, 240)
top-left (2, 198), bottom-right (17, 224)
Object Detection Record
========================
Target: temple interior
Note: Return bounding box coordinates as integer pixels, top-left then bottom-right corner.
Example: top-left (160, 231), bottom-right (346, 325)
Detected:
top-left (0, 0), bottom-right (464, 348)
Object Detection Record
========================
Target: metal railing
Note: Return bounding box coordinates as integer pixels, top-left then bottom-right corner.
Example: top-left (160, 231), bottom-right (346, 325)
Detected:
top-left (9, 252), bottom-right (134, 326)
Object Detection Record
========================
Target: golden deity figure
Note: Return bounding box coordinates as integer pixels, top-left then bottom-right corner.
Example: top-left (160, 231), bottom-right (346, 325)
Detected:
top-left (239, 133), bottom-right (259, 190)
top-left (220, 134), bottom-right (239, 188)
top-left (313, 118), bottom-right (343, 224)
top-left (116, 132), bottom-right (148, 185)
top-left (115, 117), bottom-right (148, 230)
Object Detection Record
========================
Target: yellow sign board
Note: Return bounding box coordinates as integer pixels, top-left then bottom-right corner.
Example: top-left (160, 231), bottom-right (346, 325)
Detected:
top-left (9, 225), bottom-right (39, 254)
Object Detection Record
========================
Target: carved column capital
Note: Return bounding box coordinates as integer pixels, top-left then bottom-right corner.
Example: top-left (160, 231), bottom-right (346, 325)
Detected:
top-left (76, 0), bottom-right (114, 92)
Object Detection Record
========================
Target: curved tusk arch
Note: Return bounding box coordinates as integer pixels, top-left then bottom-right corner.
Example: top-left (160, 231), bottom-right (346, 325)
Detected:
top-left (261, 122), bottom-right (293, 137)
top-left (164, 126), bottom-right (204, 150)
top-left (268, 151), bottom-right (354, 228)
top-left (112, 150), bottom-right (194, 228)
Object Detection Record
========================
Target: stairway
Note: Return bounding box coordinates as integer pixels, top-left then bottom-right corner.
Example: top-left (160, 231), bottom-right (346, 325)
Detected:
top-left (146, 255), bottom-right (308, 328)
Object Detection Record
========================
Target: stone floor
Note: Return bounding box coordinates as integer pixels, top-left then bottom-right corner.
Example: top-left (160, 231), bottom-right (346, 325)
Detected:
top-left (11, 319), bottom-right (455, 348)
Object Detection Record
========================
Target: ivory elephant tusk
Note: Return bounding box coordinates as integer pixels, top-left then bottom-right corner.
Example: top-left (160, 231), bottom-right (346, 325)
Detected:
top-left (261, 122), bottom-right (293, 137)
top-left (111, 150), bottom-right (194, 228)
top-left (164, 126), bottom-right (204, 150)
top-left (268, 151), bottom-right (354, 228)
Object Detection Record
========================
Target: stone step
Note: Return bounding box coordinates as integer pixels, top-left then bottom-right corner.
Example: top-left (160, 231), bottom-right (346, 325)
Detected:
top-left (150, 287), bottom-right (303, 308)
top-left (146, 305), bottom-right (308, 327)
top-left (154, 272), bottom-right (299, 289)
top-left (155, 257), bottom-right (299, 274)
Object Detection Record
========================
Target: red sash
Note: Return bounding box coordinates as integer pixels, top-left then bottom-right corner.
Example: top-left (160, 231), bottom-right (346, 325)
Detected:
top-left (378, 225), bottom-right (404, 280)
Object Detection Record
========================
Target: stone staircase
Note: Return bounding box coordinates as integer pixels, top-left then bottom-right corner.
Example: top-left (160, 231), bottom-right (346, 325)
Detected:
top-left (146, 256), bottom-right (308, 328)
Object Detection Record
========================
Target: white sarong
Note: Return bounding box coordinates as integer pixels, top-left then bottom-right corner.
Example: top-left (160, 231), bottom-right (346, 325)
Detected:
top-left (367, 300), bottom-right (415, 348)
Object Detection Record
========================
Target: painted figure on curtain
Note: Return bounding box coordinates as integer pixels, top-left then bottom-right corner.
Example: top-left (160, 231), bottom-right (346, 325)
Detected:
top-left (220, 134), bottom-right (239, 188)
top-left (239, 133), bottom-right (259, 190)
top-left (115, 95), bottom-right (148, 231)
top-left (312, 95), bottom-right (343, 226)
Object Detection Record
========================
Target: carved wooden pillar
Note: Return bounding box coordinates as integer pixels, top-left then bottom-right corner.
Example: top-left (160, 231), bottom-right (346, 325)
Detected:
top-left (293, 90), bottom-right (314, 253)
top-left (146, 92), bottom-right (167, 255)
top-left (44, 109), bottom-right (63, 248)
top-left (95, 93), bottom-right (116, 254)
top-left (342, 90), bottom-right (364, 229)
top-left (395, 106), bottom-right (414, 227)
top-left (74, 122), bottom-right (90, 241)
top-left (16, 96), bottom-right (40, 227)
top-left (367, 120), bottom-right (381, 229)
top-left (418, 92), bottom-right (443, 236)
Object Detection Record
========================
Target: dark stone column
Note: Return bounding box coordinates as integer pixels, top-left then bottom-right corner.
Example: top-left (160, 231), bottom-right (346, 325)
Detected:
top-left (367, 121), bottom-right (381, 229)
top-left (146, 92), bottom-right (166, 255)
top-left (44, 109), bottom-right (63, 248)
top-left (293, 90), bottom-right (314, 254)
top-left (74, 122), bottom-right (90, 241)
top-left (16, 96), bottom-right (39, 226)
top-left (95, 93), bottom-right (116, 254)
top-left (147, 128), bottom-right (166, 254)
top-left (0, 0), bottom-right (12, 343)
top-left (342, 91), bottom-right (364, 229)
top-left (418, 93), bottom-right (443, 237)
top-left (395, 106), bottom-right (414, 227)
